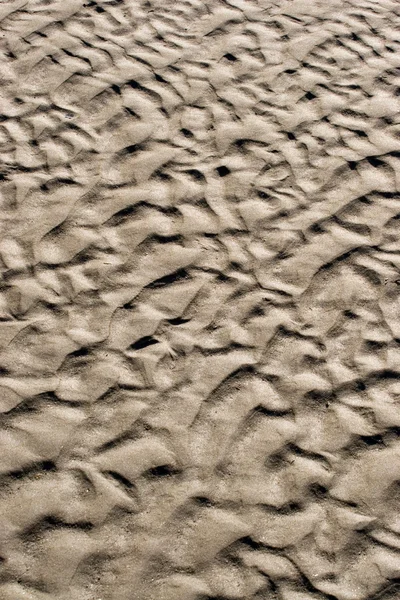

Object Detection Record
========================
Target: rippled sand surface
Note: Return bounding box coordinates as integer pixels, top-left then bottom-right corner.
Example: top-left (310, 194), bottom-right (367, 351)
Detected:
top-left (1, 1), bottom-right (400, 599)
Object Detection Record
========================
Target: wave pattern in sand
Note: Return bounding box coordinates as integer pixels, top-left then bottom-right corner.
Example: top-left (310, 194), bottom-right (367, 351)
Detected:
top-left (1, 0), bottom-right (400, 599)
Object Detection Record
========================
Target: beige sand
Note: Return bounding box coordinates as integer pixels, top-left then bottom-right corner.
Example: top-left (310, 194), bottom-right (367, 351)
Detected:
top-left (1, 0), bottom-right (400, 599)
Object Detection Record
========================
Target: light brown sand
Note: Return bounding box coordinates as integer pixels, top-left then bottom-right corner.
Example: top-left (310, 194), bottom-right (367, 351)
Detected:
top-left (1, 0), bottom-right (400, 599)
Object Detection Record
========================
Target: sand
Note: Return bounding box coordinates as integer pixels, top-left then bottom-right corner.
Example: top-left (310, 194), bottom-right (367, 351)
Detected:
top-left (0, 0), bottom-right (400, 599)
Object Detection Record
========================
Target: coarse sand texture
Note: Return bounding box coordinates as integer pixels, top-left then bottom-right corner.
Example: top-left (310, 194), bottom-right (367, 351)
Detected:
top-left (1, 0), bottom-right (400, 599)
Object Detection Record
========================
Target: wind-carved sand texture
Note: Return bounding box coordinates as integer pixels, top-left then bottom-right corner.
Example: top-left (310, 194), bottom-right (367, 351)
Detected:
top-left (1, 0), bottom-right (400, 599)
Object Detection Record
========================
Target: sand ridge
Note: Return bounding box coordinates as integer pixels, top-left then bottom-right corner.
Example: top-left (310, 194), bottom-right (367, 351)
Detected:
top-left (0, 0), bottom-right (400, 599)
